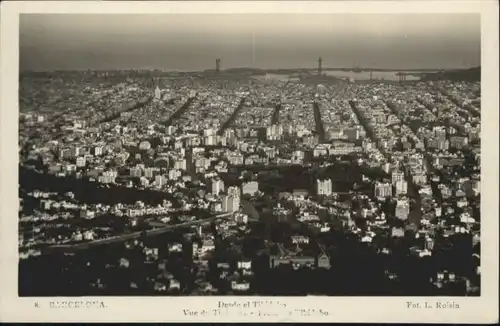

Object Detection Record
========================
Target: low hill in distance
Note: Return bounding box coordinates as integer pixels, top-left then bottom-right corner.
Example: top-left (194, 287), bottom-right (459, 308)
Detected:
top-left (420, 66), bottom-right (480, 82)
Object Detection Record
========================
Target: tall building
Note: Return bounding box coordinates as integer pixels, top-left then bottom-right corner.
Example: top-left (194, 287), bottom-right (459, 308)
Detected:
top-left (224, 128), bottom-right (235, 140)
top-left (92, 145), bottom-right (104, 156)
top-left (195, 157), bottom-right (210, 169)
top-left (450, 136), bottom-right (468, 149)
top-left (395, 198), bottom-right (410, 220)
top-left (166, 125), bottom-right (176, 136)
top-left (144, 167), bottom-right (156, 179)
top-left (425, 237), bottom-right (435, 251)
top-left (437, 139), bottom-right (450, 151)
top-left (374, 181), bottom-right (392, 198)
top-left (318, 57), bottom-right (322, 76)
top-left (203, 128), bottom-right (216, 137)
top-left (392, 170), bottom-right (405, 185)
top-left (222, 194), bottom-right (239, 213)
top-left (140, 177), bottom-right (149, 188)
top-left (76, 156), bottom-right (86, 168)
top-left (412, 172), bottom-right (427, 185)
top-left (130, 166), bottom-right (142, 178)
top-left (174, 159), bottom-right (187, 171)
top-left (395, 179), bottom-right (408, 196)
top-left (433, 126), bottom-right (447, 139)
top-left (154, 175), bottom-right (166, 188)
top-left (317, 179), bottom-right (332, 196)
top-left (71, 146), bottom-right (81, 158)
top-left (222, 186), bottom-right (240, 213)
top-left (59, 148), bottom-right (71, 160)
top-left (266, 124), bottom-right (283, 141)
top-left (154, 86), bottom-right (161, 100)
top-left (216, 59), bottom-right (221, 73)
top-left (168, 169), bottom-right (181, 180)
top-left (228, 186), bottom-right (241, 198)
top-left (211, 178), bottom-right (225, 196)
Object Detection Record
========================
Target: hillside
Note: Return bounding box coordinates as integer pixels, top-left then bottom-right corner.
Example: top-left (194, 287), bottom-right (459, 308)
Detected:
top-left (420, 67), bottom-right (480, 82)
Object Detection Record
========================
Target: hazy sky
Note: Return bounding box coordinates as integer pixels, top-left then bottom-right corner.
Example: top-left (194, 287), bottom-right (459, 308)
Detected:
top-left (20, 14), bottom-right (481, 71)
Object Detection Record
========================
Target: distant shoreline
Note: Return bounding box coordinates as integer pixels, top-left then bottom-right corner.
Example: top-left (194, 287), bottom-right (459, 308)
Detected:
top-left (19, 66), bottom-right (480, 83)
top-left (20, 67), bottom-right (479, 74)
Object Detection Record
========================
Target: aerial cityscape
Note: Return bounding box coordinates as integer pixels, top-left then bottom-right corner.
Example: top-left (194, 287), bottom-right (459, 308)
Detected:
top-left (18, 13), bottom-right (481, 296)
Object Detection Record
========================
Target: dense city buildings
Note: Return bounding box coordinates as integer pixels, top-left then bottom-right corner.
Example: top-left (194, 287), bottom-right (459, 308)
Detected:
top-left (18, 67), bottom-right (481, 297)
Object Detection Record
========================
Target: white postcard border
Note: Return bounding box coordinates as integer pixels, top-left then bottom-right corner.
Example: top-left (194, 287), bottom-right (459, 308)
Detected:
top-left (1, 1), bottom-right (498, 323)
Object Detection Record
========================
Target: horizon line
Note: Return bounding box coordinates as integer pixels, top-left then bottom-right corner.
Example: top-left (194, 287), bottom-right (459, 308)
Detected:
top-left (20, 65), bottom-right (481, 73)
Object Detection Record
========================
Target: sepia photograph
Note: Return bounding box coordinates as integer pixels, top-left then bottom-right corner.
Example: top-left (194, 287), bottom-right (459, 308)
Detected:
top-left (17, 11), bottom-right (483, 297)
top-left (1, 0), bottom-right (499, 323)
